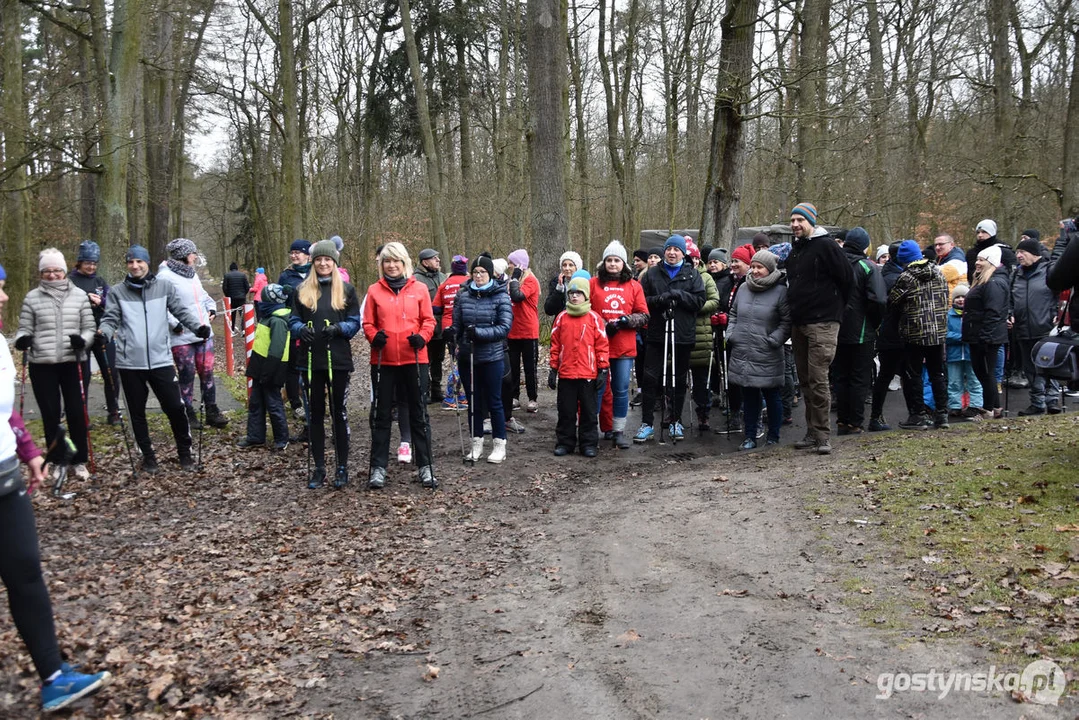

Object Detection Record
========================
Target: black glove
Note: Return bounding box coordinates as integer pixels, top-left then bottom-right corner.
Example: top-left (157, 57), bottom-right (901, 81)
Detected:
top-left (322, 324), bottom-right (340, 339)
top-left (371, 330), bottom-right (388, 350)
top-left (69, 334), bottom-right (86, 350)
top-left (171, 324), bottom-right (185, 334)
top-left (595, 368), bottom-right (610, 390)
top-left (408, 333), bottom-right (426, 350)
top-left (605, 321), bottom-right (619, 338)
top-left (617, 315), bottom-right (631, 329)
top-left (512, 267), bottom-right (523, 281)
top-left (195, 325), bottom-right (212, 339)
top-left (14, 335), bottom-right (32, 351)
top-left (299, 326), bottom-right (316, 344)
top-left (465, 325), bottom-right (477, 341)
top-left (548, 368), bottom-right (558, 390)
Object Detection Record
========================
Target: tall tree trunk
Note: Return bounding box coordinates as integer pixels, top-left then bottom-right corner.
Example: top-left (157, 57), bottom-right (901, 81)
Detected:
top-left (454, 0), bottom-right (475, 247)
top-left (699, 0), bottom-right (759, 250)
top-left (1062, 27), bottom-right (1079, 216)
top-left (863, 0), bottom-right (888, 234)
top-left (144, 6), bottom-right (175, 258)
top-left (399, 0), bottom-right (449, 257)
top-left (568, 0), bottom-right (590, 252)
top-left (794, 0), bottom-right (828, 201)
top-left (1, 0), bottom-right (32, 325)
top-left (526, 0), bottom-right (569, 282)
top-left (279, 0), bottom-right (304, 243)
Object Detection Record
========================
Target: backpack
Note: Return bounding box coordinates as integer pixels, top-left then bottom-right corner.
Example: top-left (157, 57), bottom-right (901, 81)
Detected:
top-left (1032, 332), bottom-right (1079, 382)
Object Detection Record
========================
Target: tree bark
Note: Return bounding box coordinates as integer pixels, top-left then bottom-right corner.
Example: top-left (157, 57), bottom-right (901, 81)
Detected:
top-left (1, 0), bottom-right (32, 325)
top-left (1062, 26), bottom-right (1079, 217)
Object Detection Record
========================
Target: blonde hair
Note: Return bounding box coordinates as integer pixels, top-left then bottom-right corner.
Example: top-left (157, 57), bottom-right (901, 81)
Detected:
top-left (972, 261), bottom-right (996, 287)
top-left (377, 241), bottom-right (413, 277)
top-left (297, 262), bottom-right (346, 311)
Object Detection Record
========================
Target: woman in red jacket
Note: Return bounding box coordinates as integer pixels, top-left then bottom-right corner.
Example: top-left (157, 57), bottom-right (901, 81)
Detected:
top-left (506, 249), bottom-right (541, 413)
top-left (363, 242), bottom-right (437, 490)
top-left (590, 241), bottom-right (649, 448)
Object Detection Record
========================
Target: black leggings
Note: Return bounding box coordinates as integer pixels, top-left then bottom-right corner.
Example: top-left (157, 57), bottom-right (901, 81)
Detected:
top-left (29, 362), bottom-right (89, 464)
top-left (971, 343), bottom-right (1002, 410)
top-left (0, 473), bottom-right (61, 681)
top-left (306, 369), bottom-right (351, 468)
top-left (507, 339), bottom-right (539, 403)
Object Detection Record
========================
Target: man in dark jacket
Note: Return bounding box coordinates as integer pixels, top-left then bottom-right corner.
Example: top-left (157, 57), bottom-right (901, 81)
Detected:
top-left (868, 241), bottom-right (906, 430)
top-left (414, 248), bottom-right (447, 403)
top-left (833, 228), bottom-right (887, 434)
top-left (221, 262), bottom-right (250, 331)
top-left (785, 202), bottom-right (854, 454)
top-left (1013, 238), bottom-right (1061, 414)
top-left (277, 239), bottom-right (311, 421)
top-left (635, 235), bottom-right (706, 443)
top-left (966, 219), bottom-right (1017, 283)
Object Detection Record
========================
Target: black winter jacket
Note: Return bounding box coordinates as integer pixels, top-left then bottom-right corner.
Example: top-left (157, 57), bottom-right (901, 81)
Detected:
top-left (221, 270), bottom-right (250, 301)
top-left (876, 259), bottom-right (905, 351)
top-left (67, 269), bottom-right (110, 324)
top-left (785, 230), bottom-right (854, 325)
top-left (639, 262), bottom-right (706, 345)
top-left (963, 267), bottom-right (1012, 345)
top-left (966, 239), bottom-right (1017, 283)
top-left (288, 281), bottom-right (362, 372)
top-left (1011, 259), bottom-right (1058, 340)
top-left (451, 280), bottom-right (513, 365)
top-left (1048, 230), bottom-right (1079, 332)
top-left (838, 245), bottom-right (887, 345)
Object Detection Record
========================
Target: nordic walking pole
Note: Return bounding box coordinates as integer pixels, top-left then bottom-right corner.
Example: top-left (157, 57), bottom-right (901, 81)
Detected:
top-left (324, 320), bottom-right (339, 482)
top-left (659, 310), bottom-right (671, 445)
top-left (468, 331), bottom-right (476, 466)
top-left (98, 338), bottom-right (137, 477)
top-left (305, 321), bottom-right (315, 483)
top-left (197, 341), bottom-right (206, 471)
top-left (416, 347), bottom-right (438, 489)
top-left (668, 312), bottom-right (677, 439)
top-left (452, 356), bottom-right (466, 463)
top-left (370, 346), bottom-right (382, 473)
top-left (18, 350), bottom-right (28, 417)
top-left (74, 349), bottom-right (95, 473)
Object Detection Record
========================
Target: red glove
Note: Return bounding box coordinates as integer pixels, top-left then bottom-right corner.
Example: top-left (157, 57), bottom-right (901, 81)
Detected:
top-left (710, 312), bottom-right (728, 327)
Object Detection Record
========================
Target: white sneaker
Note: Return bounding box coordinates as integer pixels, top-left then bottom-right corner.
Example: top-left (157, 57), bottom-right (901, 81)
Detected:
top-left (506, 417), bottom-right (526, 434)
top-left (483, 418), bottom-right (492, 435)
top-left (487, 438), bottom-right (507, 464)
top-left (888, 377), bottom-right (901, 391)
top-left (466, 437), bottom-right (485, 462)
top-left (397, 442), bottom-right (412, 464)
top-left (526, 400), bottom-right (538, 413)
top-left (72, 464), bottom-right (91, 481)
top-left (512, 398), bottom-right (521, 409)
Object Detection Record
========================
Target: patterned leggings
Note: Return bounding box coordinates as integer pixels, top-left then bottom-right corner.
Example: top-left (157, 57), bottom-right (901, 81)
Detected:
top-left (172, 339), bottom-right (216, 408)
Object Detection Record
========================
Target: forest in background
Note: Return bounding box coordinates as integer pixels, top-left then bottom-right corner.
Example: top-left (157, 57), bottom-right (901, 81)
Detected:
top-left (2, 0), bottom-right (1079, 325)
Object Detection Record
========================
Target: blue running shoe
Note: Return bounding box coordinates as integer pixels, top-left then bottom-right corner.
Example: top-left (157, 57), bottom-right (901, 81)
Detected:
top-left (632, 424), bottom-right (654, 443)
top-left (42, 668), bottom-right (112, 713)
top-left (670, 421), bottom-right (685, 441)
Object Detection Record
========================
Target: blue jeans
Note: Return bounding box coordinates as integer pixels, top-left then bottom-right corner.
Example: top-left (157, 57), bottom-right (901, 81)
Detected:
top-left (743, 386), bottom-right (783, 442)
top-left (460, 356), bottom-right (506, 439)
top-left (947, 360), bottom-right (983, 410)
top-left (596, 357), bottom-right (634, 421)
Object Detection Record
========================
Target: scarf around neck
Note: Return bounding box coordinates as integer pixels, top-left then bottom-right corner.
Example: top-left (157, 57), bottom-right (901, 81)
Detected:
top-left (745, 269), bottom-right (783, 292)
top-left (566, 298), bottom-right (591, 317)
top-left (384, 275), bottom-right (408, 293)
top-left (39, 278), bottom-right (69, 304)
top-left (167, 258), bottom-right (196, 278)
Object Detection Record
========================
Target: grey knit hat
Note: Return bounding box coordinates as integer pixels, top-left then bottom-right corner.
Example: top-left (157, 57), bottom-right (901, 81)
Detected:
top-left (309, 239), bottom-right (340, 263)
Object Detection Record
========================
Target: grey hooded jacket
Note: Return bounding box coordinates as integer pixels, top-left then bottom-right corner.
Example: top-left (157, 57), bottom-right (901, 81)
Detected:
top-left (99, 273), bottom-right (204, 370)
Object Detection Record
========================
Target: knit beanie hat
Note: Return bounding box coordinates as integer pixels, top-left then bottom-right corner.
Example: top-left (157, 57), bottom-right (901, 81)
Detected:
top-left (263, 283), bottom-right (287, 305)
top-left (663, 235), bottom-right (687, 256)
top-left (451, 255), bottom-right (469, 275)
top-left (1016, 238), bottom-right (1041, 256)
top-left (977, 245), bottom-right (1002, 267)
top-left (0, 262), bottom-right (6, 280)
top-left (508, 249), bottom-right (530, 269)
top-left (951, 283), bottom-right (970, 301)
top-left (567, 275), bottom-right (591, 299)
top-left (844, 227), bottom-right (871, 254)
top-left (752, 232), bottom-right (771, 248)
top-left (875, 245), bottom-right (890, 261)
top-left (976, 219), bottom-right (997, 237)
top-left (471, 255), bottom-right (495, 277)
top-left (256, 267), bottom-right (265, 275)
top-left (648, 247), bottom-right (664, 259)
top-left (632, 249), bottom-right (650, 263)
top-left (419, 248), bottom-right (439, 262)
top-left (600, 240), bottom-right (628, 265)
top-left (791, 202), bottom-right (818, 226)
top-left (768, 243), bottom-right (792, 263)
top-left (38, 248), bottom-right (66, 273)
top-left (309, 239), bottom-right (340, 263)
top-left (330, 235), bottom-right (345, 252)
top-left (126, 245), bottom-right (151, 263)
top-left (290, 239), bottom-right (311, 254)
top-left (751, 250), bottom-right (778, 273)
top-left (559, 250), bottom-right (584, 272)
top-left (167, 237), bottom-right (197, 261)
top-left (492, 258), bottom-right (508, 277)
top-left (708, 247), bottom-right (729, 264)
top-left (1021, 228), bottom-right (1040, 242)
top-left (685, 238), bottom-right (701, 259)
top-left (731, 244), bottom-right (754, 265)
top-left (76, 240), bottom-right (101, 263)
top-left (895, 240), bottom-right (923, 267)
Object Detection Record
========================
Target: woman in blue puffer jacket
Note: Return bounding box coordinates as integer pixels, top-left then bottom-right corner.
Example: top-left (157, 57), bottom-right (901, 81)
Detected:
top-left (451, 256), bottom-right (513, 464)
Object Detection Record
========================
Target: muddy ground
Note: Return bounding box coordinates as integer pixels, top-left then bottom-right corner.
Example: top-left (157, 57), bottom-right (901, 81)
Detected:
top-left (2, 340), bottom-right (1075, 718)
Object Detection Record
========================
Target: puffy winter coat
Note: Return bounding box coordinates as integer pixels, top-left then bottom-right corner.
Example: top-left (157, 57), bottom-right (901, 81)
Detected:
top-left (99, 273), bottom-right (205, 370)
top-left (550, 310), bottom-right (609, 379)
top-left (67, 269), bottom-right (110, 324)
top-left (888, 260), bottom-right (949, 346)
top-left (876, 259), bottom-right (904, 351)
top-left (639, 262), bottom-right (706, 345)
top-left (158, 265), bottom-right (217, 346)
top-left (15, 282), bottom-right (95, 364)
top-left (1048, 229), bottom-right (1079, 331)
top-left (945, 309), bottom-right (971, 362)
top-left (362, 276), bottom-right (436, 366)
top-left (288, 281), bottom-right (362, 372)
top-left (1011, 259), bottom-right (1058, 340)
top-left (451, 280), bottom-right (513, 365)
top-left (221, 269), bottom-right (250, 301)
top-left (690, 269), bottom-right (720, 367)
top-left (544, 275), bottom-right (568, 317)
top-left (726, 281), bottom-right (791, 388)
top-left (962, 266), bottom-right (1011, 345)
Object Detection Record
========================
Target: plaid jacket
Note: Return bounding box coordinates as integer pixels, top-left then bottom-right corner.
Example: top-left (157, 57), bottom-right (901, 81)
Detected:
top-left (888, 259), bottom-right (949, 345)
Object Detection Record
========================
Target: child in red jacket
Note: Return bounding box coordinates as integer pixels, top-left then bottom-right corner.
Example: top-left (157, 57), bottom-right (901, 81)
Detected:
top-left (549, 273), bottom-right (610, 457)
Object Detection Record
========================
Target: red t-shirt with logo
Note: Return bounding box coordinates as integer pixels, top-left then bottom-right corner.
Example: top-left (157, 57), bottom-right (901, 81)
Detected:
top-left (589, 276), bottom-right (648, 358)
top-left (434, 274), bottom-right (468, 329)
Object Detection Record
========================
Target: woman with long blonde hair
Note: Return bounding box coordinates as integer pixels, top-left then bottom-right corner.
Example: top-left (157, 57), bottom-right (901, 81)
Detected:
top-left (289, 240), bottom-right (361, 489)
top-left (962, 245), bottom-right (1011, 418)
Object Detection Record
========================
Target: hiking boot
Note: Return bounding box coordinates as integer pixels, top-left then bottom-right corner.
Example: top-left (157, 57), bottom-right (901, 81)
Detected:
top-left (669, 421), bottom-right (685, 441)
top-left (290, 426), bottom-right (309, 443)
top-left (41, 667), bottom-right (112, 713)
top-left (466, 437), bottom-right (485, 462)
top-left (613, 431), bottom-right (631, 449)
top-left (205, 404), bottom-right (229, 428)
top-left (582, 446), bottom-right (598, 458)
top-left (554, 446), bottom-right (571, 456)
top-left (428, 392), bottom-right (444, 405)
top-left (603, 430), bottom-right (615, 440)
top-left (867, 416), bottom-right (890, 431)
top-left (236, 437), bottom-right (264, 449)
top-left (1006, 372), bottom-right (1029, 389)
top-left (512, 398), bottom-right (521, 409)
top-left (186, 406), bottom-right (202, 430)
top-left (418, 465), bottom-right (438, 489)
top-left (333, 465), bottom-right (349, 490)
top-left (1017, 404), bottom-right (1046, 416)
top-left (836, 422), bottom-right (850, 436)
top-left (506, 417), bottom-right (527, 434)
top-left (696, 409), bottom-right (710, 432)
top-left (962, 406), bottom-right (985, 419)
top-left (106, 412), bottom-right (121, 426)
top-left (272, 440), bottom-right (289, 451)
top-left (307, 466), bottom-right (327, 489)
top-left (934, 412), bottom-right (950, 430)
top-left (487, 438), bottom-right (507, 464)
top-left (179, 453), bottom-right (197, 472)
top-left (816, 440), bottom-right (832, 455)
top-left (793, 435), bottom-right (817, 449)
top-left (1047, 404), bottom-right (1063, 415)
top-left (397, 442), bottom-right (412, 463)
top-left (367, 466), bottom-right (386, 489)
top-left (633, 424), bottom-right (654, 443)
top-left (140, 454), bottom-right (160, 474)
top-left (292, 405), bottom-right (307, 420)
top-left (898, 413), bottom-right (930, 430)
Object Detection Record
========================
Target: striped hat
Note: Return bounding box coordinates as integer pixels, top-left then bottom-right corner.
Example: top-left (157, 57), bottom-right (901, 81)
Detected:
top-left (791, 202), bottom-right (818, 226)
